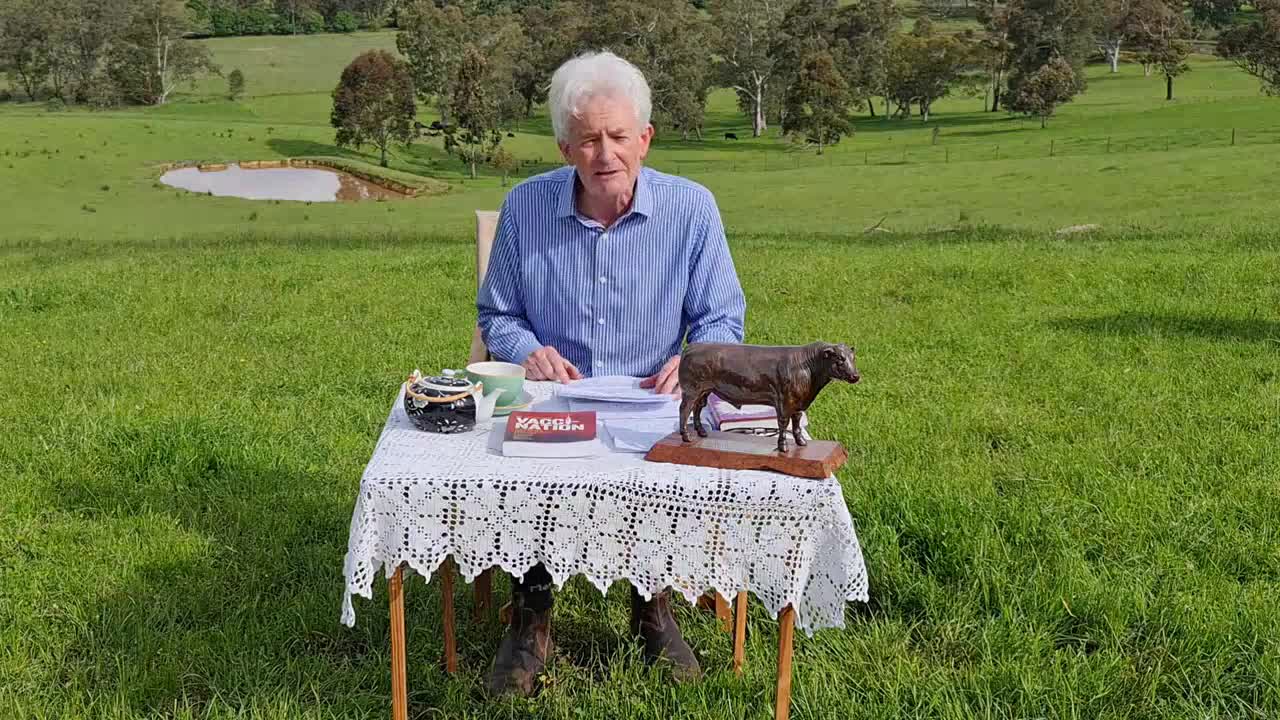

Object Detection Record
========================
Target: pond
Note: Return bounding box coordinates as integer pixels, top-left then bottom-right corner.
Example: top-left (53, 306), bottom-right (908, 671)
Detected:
top-left (159, 162), bottom-right (409, 202)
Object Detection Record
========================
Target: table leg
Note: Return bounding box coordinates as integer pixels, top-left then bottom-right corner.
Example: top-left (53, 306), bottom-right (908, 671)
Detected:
top-left (389, 564), bottom-right (407, 720)
top-left (474, 567), bottom-right (493, 621)
top-left (715, 592), bottom-right (733, 633)
top-left (441, 558), bottom-right (458, 674)
top-left (733, 591), bottom-right (747, 674)
top-left (774, 605), bottom-right (795, 720)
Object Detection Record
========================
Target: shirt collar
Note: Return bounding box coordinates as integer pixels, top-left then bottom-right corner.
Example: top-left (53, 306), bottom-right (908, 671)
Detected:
top-left (556, 167), bottom-right (654, 222)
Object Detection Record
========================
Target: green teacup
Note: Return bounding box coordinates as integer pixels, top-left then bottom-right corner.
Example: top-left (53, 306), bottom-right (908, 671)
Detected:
top-left (465, 361), bottom-right (526, 407)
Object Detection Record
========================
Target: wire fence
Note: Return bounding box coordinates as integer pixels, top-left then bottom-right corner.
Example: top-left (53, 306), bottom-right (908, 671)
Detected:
top-left (452, 123), bottom-right (1280, 183)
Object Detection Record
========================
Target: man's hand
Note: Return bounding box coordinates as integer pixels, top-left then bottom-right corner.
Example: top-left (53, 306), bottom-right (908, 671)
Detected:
top-left (523, 346), bottom-right (583, 384)
top-left (639, 355), bottom-right (681, 396)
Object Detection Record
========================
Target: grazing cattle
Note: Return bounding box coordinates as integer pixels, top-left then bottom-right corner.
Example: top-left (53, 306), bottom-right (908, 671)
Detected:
top-left (677, 341), bottom-right (860, 452)
top-left (724, 132), bottom-right (738, 140)
top-left (507, 132), bottom-right (515, 137)
top-left (429, 120), bottom-right (444, 131)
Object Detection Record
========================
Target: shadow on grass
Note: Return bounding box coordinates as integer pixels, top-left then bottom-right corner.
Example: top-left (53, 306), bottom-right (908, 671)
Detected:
top-left (46, 413), bottom-right (733, 716)
top-left (1052, 311), bottom-right (1280, 344)
top-left (45, 413), bottom-right (511, 714)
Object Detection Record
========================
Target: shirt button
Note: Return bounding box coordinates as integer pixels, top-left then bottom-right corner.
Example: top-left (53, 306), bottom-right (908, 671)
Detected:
top-left (598, 276), bottom-right (607, 284)
top-left (600, 232), bottom-right (609, 241)
top-left (597, 318), bottom-right (605, 325)
top-left (595, 360), bottom-right (604, 368)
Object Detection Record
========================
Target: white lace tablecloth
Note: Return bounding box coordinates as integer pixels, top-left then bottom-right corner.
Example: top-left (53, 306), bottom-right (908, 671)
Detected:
top-left (341, 381), bottom-right (869, 635)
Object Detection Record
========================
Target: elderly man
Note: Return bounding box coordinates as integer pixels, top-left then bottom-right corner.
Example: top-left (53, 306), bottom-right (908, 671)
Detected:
top-left (476, 50), bottom-right (747, 696)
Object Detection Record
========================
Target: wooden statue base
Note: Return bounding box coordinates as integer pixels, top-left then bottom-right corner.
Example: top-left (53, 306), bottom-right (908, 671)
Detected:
top-left (644, 430), bottom-right (847, 479)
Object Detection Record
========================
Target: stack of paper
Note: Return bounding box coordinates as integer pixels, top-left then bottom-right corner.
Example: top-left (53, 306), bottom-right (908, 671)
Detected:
top-left (556, 375), bottom-right (680, 419)
top-left (556, 375), bottom-right (669, 403)
top-left (553, 376), bottom-right (682, 452)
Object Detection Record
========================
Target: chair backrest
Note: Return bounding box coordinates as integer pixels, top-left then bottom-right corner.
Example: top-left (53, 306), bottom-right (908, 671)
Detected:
top-left (469, 210), bottom-right (500, 363)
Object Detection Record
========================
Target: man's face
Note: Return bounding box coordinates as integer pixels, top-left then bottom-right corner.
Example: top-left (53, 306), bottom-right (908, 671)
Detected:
top-left (559, 94), bottom-right (653, 204)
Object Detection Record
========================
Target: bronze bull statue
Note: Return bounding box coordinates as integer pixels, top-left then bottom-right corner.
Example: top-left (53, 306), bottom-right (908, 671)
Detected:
top-left (677, 341), bottom-right (860, 452)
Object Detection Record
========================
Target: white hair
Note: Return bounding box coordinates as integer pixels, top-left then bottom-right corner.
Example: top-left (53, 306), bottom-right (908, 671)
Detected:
top-left (548, 50), bottom-right (652, 144)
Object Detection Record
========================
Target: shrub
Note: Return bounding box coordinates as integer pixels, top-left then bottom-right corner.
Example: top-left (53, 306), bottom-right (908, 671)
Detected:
top-left (240, 5), bottom-right (277, 35)
top-left (228, 69), bottom-right (245, 101)
top-left (331, 11), bottom-right (359, 32)
top-left (301, 10), bottom-right (325, 33)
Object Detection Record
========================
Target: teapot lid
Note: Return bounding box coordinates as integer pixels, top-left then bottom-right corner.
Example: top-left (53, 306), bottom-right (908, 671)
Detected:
top-left (407, 368), bottom-right (476, 395)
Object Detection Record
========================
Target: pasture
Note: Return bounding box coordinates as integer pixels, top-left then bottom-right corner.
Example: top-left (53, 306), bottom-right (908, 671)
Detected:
top-left (2, 28), bottom-right (1279, 720)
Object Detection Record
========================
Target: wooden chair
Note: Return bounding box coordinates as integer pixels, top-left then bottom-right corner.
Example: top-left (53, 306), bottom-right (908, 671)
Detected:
top-left (387, 210), bottom-right (799, 720)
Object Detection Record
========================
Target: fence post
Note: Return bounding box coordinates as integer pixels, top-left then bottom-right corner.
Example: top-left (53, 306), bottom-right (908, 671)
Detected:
top-left (945, 148), bottom-right (949, 163)
top-left (995, 145), bottom-right (999, 160)
top-left (1107, 137), bottom-right (1111, 154)
top-left (902, 147), bottom-right (907, 163)
top-left (864, 151), bottom-right (868, 165)
top-left (1050, 140), bottom-right (1055, 157)
top-left (1232, 128), bottom-right (1236, 146)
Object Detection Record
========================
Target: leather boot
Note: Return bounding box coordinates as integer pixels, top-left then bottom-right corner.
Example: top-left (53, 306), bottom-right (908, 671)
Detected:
top-left (486, 582), bottom-right (554, 698)
top-left (630, 587), bottom-right (701, 682)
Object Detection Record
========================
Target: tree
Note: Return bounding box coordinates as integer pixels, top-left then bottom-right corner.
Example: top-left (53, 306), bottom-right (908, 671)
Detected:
top-left (1129, 0), bottom-right (1190, 100)
top-left (490, 145), bottom-right (518, 186)
top-left (330, 49), bottom-right (416, 167)
top-left (1007, 53), bottom-right (1079, 126)
top-left (1189, 0), bottom-right (1242, 28)
top-left (395, 1), bottom-right (469, 113)
top-left (1096, 0), bottom-right (1133, 73)
top-left (782, 50), bottom-right (852, 153)
top-left (975, 0), bottom-right (1013, 111)
top-left (884, 16), bottom-right (970, 121)
top-left (513, 1), bottom-right (585, 119)
top-left (228, 68), bottom-right (245, 100)
top-left (59, 0), bottom-right (133, 103)
top-left (709, 0), bottom-right (786, 136)
top-left (1004, 0), bottom-right (1098, 106)
top-left (0, 0), bottom-right (54, 100)
top-left (107, 0), bottom-right (219, 105)
top-left (832, 0), bottom-right (900, 118)
top-left (580, 0), bottom-right (716, 139)
top-left (770, 0), bottom-right (840, 129)
top-left (443, 45), bottom-right (501, 178)
top-left (1217, 0), bottom-right (1280, 95)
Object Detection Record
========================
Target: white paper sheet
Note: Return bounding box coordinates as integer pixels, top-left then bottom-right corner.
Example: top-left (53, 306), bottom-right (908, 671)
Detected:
top-left (555, 375), bottom-right (671, 404)
top-left (603, 418), bottom-right (681, 453)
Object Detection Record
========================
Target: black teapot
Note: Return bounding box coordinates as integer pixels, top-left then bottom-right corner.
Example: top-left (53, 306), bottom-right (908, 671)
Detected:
top-left (402, 369), bottom-right (499, 433)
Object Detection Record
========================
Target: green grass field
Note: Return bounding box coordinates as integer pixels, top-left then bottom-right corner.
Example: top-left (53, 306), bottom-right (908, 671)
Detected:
top-left (3, 28), bottom-right (1280, 720)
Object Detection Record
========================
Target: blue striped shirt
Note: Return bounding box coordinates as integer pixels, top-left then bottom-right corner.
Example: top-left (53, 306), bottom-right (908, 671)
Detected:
top-left (477, 165), bottom-right (746, 378)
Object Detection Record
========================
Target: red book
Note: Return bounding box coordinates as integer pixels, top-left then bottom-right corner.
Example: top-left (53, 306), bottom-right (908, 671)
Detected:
top-left (502, 411), bottom-right (607, 457)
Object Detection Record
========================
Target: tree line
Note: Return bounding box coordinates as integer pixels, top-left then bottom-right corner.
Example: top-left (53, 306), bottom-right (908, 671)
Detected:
top-left (7, 0), bottom-right (1280, 143)
top-left (0, 0), bottom-right (217, 106)
top-left (384, 0), bottom-right (1280, 154)
top-left (185, 0), bottom-right (400, 37)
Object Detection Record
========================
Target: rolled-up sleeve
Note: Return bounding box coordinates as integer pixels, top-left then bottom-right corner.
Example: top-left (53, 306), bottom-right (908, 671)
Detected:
top-left (683, 194), bottom-right (746, 345)
top-left (477, 204), bottom-right (543, 365)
